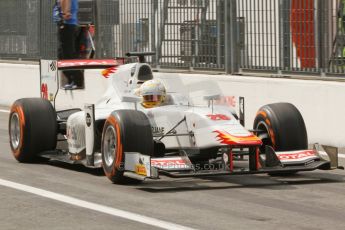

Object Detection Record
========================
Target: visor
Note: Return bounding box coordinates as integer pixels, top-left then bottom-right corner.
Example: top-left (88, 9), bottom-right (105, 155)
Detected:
top-left (143, 95), bottom-right (162, 102)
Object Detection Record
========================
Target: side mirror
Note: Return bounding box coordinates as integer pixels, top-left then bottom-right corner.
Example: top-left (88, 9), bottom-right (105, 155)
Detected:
top-left (203, 94), bottom-right (221, 114)
top-left (203, 94), bottom-right (221, 101)
top-left (121, 95), bottom-right (142, 103)
top-left (121, 95), bottom-right (142, 110)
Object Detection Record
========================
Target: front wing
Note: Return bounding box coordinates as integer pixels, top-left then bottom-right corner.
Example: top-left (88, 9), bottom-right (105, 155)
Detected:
top-left (123, 144), bottom-right (342, 180)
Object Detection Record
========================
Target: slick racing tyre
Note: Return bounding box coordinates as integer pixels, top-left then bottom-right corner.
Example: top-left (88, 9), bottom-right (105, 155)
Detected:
top-left (9, 98), bottom-right (57, 162)
top-left (253, 103), bottom-right (308, 176)
top-left (101, 110), bottom-right (153, 184)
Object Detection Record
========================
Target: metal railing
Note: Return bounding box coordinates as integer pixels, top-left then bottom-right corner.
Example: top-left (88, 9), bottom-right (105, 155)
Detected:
top-left (0, 0), bottom-right (345, 76)
top-left (0, 0), bottom-right (41, 59)
top-left (237, 0), bottom-right (345, 75)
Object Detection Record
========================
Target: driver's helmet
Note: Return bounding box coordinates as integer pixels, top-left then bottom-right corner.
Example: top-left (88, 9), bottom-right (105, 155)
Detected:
top-left (139, 79), bottom-right (166, 108)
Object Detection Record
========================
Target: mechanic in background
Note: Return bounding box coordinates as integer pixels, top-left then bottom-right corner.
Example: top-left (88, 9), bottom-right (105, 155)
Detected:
top-left (56, 0), bottom-right (82, 89)
top-left (139, 79), bottom-right (167, 108)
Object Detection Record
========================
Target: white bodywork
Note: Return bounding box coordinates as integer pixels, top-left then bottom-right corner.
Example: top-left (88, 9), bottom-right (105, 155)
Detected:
top-left (36, 59), bottom-right (339, 178)
top-left (66, 62), bottom-right (261, 158)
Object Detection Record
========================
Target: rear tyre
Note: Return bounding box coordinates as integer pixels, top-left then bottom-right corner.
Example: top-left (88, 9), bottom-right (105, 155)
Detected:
top-left (101, 110), bottom-right (153, 184)
top-left (253, 103), bottom-right (308, 176)
top-left (9, 98), bottom-right (57, 162)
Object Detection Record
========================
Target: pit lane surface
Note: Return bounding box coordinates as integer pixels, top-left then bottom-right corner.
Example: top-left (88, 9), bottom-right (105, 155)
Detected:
top-left (1, 109), bottom-right (345, 230)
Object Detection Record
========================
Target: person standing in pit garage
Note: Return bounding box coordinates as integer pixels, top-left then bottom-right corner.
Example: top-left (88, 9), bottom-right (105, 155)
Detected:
top-left (56, 0), bottom-right (82, 89)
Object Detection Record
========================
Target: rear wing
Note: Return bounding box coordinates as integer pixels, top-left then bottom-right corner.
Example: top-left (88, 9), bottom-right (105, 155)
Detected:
top-left (40, 59), bottom-right (125, 107)
top-left (57, 58), bottom-right (125, 70)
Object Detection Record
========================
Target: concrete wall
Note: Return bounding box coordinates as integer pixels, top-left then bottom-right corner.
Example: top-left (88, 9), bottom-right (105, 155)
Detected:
top-left (0, 62), bottom-right (344, 148)
top-left (0, 63), bottom-right (40, 105)
top-left (0, 62), bottom-right (110, 109)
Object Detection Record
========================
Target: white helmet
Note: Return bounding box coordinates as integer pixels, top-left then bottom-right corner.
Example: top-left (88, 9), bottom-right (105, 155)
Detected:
top-left (139, 79), bottom-right (166, 108)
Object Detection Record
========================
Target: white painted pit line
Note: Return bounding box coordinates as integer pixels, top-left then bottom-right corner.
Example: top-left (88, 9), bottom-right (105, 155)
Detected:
top-left (0, 109), bottom-right (10, 113)
top-left (0, 178), bottom-right (195, 230)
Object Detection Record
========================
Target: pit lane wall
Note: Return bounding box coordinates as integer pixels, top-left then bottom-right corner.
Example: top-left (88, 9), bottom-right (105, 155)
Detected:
top-left (0, 62), bottom-right (344, 149)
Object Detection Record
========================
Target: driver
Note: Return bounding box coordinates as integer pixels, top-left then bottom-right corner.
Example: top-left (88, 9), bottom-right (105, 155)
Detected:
top-left (139, 79), bottom-right (166, 108)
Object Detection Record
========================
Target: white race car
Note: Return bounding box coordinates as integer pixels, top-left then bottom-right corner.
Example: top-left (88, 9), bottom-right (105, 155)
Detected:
top-left (8, 53), bottom-right (342, 184)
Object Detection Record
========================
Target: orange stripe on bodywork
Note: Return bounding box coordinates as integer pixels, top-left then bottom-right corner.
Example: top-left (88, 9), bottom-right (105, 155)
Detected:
top-left (214, 130), bottom-right (262, 146)
top-left (102, 67), bottom-right (117, 78)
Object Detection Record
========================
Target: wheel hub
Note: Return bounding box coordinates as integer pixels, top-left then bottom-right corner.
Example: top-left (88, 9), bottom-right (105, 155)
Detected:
top-left (257, 121), bottom-right (273, 153)
top-left (103, 125), bottom-right (117, 167)
top-left (10, 113), bottom-right (21, 150)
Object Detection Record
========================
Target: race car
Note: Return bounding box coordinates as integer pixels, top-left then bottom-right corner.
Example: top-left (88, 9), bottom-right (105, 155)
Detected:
top-left (8, 53), bottom-right (342, 184)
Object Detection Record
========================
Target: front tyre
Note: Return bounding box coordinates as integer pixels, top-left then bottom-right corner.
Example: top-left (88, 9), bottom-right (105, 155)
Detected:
top-left (253, 103), bottom-right (308, 176)
top-left (101, 110), bottom-right (153, 184)
top-left (254, 103), bottom-right (307, 152)
top-left (9, 98), bottom-right (57, 162)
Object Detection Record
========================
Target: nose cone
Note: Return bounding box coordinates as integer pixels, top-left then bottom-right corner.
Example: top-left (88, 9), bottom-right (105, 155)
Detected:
top-left (214, 130), bottom-right (262, 146)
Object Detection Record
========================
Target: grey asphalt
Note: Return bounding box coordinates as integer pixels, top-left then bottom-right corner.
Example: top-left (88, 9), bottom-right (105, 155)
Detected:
top-left (1, 110), bottom-right (345, 230)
